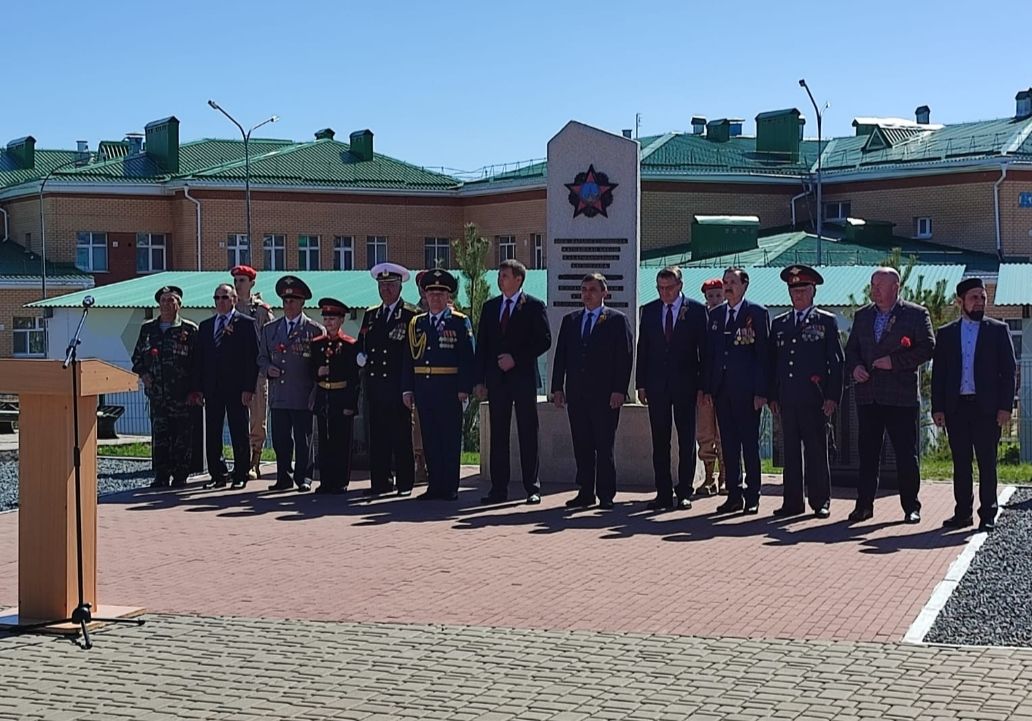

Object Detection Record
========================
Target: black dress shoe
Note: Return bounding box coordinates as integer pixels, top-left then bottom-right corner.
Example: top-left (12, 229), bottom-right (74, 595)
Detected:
top-left (203, 478), bottom-right (228, 490)
top-left (296, 482), bottom-right (312, 492)
top-left (481, 493), bottom-right (507, 504)
top-left (772, 506), bottom-right (804, 518)
top-left (942, 515), bottom-right (973, 529)
top-left (230, 479), bottom-right (247, 489)
top-left (715, 499), bottom-right (744, 514)
top-left (675, 497), bottom-right (693, 510)
top-left (743, 503), bottom-right (760, 515)
top-left (904, 510), bottom-right (921, 524)
top-left (268, 481), bottom-right (293, 491)
top-left (978, 520), bottom-right (996, 532)
top-left (397, 489), bottom-right (412, 497)
top-left (646, 497), bottom-right (674, 511)
top-left (814, 507), bottom-right (831, 519)
top-left (526, 493), bottom-right (541, 505)
top-left (598, 500), bottom-right (615, 510)
top-left (694, 486), bottom-right (714, 498)
top-left (443, 491), bottom-right (459, 501)
top-left (847, 506), bottom-right (874, 522)
top-left (314, 485), bottom-right (331, 495)
top-left (416, 491), bottom-right (438, 501)
top-left (565, 494), bottom-right (595, 509)
top-left (150, 478), bottom-right (170, 489)
top-left (170, 477), bottom-right (188, 488)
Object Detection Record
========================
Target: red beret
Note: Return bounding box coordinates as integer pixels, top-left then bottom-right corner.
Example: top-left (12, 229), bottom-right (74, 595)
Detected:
top-left (701, 278), bottom-right (723, 293)
top-left (230, 265), bottom-right (257, 280)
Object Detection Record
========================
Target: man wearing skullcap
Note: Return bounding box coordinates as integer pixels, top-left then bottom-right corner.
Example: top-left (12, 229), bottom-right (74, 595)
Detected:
top-left (360, 262), bottom-right (420, 496)
top-left (131, 285), bottom-right (199, 488)
top-left (932, 277), bottom-right (1016, 532)
top-left (768, 265), bottom-right (844, 518)
top-left (259, 275), bottom-right (323, 492)
top-left (231, 265), bottom-right (276, 480)
top-left (695, 278), bottom-right (728, 497)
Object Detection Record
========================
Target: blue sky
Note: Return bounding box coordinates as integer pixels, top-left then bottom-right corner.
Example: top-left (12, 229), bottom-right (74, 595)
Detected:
top-left (5, 0), bottom-right (1030, 174)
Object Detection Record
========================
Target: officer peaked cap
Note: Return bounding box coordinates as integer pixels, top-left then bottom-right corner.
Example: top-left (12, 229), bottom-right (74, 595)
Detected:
top-left (275, 275), bottom-right (313, 300)
top-left (780, 264), bottom-right (824, 287)
top-left (370, 262), bottom-right (411, 283)
top-left (420, 268), bottom-right (458, 294)
top-left (318, 297), bottom-right (349, 317)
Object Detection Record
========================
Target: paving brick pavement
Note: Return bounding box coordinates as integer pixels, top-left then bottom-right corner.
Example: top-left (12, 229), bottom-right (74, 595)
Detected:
top-left (2, 614), bottom-right (1032, 721)
top-left (0, 472), bottom-right (972, 643)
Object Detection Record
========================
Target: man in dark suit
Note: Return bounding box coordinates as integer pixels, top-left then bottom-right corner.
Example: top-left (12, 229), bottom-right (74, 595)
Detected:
top-left (703, 267), bottom-right (771, 515)
top-left (768, 265), bottom-right (844, 519)
top-left (844, 267), bottom-right (935, 524)
top-left (635, 266), bottom-right (708, 511)
top-left (932, 277), bottom-right (1016, 532)
top-left (190, 283), bottom-right (260, 490)
top-left (551, 273), bottom-right (633, 510)
top-left (474, 259), bottom-right (552, 505)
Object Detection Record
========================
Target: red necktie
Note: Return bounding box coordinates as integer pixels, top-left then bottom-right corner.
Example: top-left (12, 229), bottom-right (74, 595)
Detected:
top-left (500, 298), bottom-right (512, 334)
top-left (664, 304), bottom-right (674, 343)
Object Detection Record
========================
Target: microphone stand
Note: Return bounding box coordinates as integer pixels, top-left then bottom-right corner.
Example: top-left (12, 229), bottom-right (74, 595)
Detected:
top-left (9, 301), bottom-right (145, 649)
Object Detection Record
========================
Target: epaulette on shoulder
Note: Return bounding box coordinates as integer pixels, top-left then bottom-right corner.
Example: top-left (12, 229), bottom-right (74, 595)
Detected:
top-left (182, 318), bottom-right (200, 329)
top-left (312, 333), bottom-right (329, 342)
top-left (341, 334), bottom-right (357, 344)
top-left (450, 309), bottom-right (467, 318)
top-left (366, 304), bottom-right (379, 312)
top-left (403, 302), bottom-right (420, 313)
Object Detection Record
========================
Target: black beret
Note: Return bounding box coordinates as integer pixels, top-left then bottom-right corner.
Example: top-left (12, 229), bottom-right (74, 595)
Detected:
top-left (956, 277), bottom-right (985, 297)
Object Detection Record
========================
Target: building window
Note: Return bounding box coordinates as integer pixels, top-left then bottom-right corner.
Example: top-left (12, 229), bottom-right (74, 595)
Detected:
top-left (136, 233), bottom-right (166, 273)
top-left (1007, 318), bottom-right (1023, 360)
top-left (496, 235), bottom-right (516, 263)
top-left (227, 233), bottom-right (250, 267)
top-left (298, 235), bottom-right (320, 270)
top-left (13, 317), bottom-right (46, 357)
top-left (76, 231), bottom-right (108, 272)
top-left (366, 236), bottom-right (388, 269)
top-left (533, 233), bottom-right (543, 268)
top-left (334, 236), bottom-right (354, 270)
top-left (822, 201), bottom-right (851, 223)
top-left (263, 234), bottom-right (285, 270)
top-left (914, 217), bottom-right (933, 239)
top-left (424, 237), bottom-right (451, 269)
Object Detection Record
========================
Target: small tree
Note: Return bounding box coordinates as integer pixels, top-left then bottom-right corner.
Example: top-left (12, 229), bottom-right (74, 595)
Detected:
top-left (453, 223), bottom-right (491, 451)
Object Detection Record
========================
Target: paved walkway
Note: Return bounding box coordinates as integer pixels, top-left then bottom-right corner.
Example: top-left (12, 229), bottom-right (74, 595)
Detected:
top-left (3, 614), bottom-right (1032, 721)
top-left (1, 471), bottom-right (969, 642)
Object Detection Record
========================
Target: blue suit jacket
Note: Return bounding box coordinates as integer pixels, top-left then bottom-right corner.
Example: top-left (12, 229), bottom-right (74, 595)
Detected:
top-left (634, 295), bottom-right (707, 399)
top-left (551, 306), bottom-right (633, 403)
top-left (703, 298), bottom-right (771, 399)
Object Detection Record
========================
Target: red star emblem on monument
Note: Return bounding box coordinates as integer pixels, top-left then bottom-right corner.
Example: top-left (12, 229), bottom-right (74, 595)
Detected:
top-left (565, 164), bottom-right (618, 218)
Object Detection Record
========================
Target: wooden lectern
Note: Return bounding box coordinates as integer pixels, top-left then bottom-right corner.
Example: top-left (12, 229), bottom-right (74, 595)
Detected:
top-left (0, 359), bottom-right (139, 625)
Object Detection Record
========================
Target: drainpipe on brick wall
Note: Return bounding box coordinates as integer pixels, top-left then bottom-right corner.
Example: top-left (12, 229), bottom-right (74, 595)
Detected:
top-left (183, 185), bottom-right (202, 270)
top-left (790, 188), bottom-right (810, 229)
top-left (0, 205), bottom-right (7, 242)
top-left (994, 161), bottom-right (1009, 260)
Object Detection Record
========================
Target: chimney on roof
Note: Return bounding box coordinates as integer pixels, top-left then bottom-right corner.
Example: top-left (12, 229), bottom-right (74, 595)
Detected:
top-left (915, 105), bottom-right (931, 124)
top-left (315, 128), bottom-right (335, 140)
top-left (706, 119), bottom-right (731, 142)
top-left (755, 108), bottom-right (803, 160)
top-left (621, 129), bottom-right (633, 139)
top-left (691, 116), bottom-right (706, 135)
top-left (349, 129), bottom-right (374, 161)
top-left (1017, 89), bottom-right (1032, 120)
top-left (5, 136), bottom-right (35, 170)
top-left (144, 116), bottom-right (180, 173)
top-left (729, 119), bottom-right (744, 137)
top-left (75, 140), bottom-right (89, 166)
top-left (125, 133), bottom-right (144, 156)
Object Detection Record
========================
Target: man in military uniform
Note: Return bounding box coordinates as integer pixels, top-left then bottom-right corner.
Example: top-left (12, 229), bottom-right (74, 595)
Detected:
top-left (259, 275), bottom-right (323, 492)
top-left (310, 298), bottom-right (362, 495)
top-left (131, 285), bottom-right (199, 489)
top-left (769, 265), bottom-right (844, 518)
top-left (695, 278), bottom-right (727, 497)
top-left (232, 264), bottom-right (276, 480)
top-left (359, 262), bottom-right (419, 496)
top-left (402, 269), bottom-right (476, 501)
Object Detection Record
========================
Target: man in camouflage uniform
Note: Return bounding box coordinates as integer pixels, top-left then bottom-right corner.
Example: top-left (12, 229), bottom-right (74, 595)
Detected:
top-left (131, 285), bottom-right (199, 488)
top-left (232, 264), bottom-right (275, 480)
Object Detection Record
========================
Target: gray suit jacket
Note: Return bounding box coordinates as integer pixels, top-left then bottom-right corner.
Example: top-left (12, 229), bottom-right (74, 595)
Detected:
top-left (845, 299), bottom-right (935, 407)
top-left (259, 314), bottom-right (324, 410)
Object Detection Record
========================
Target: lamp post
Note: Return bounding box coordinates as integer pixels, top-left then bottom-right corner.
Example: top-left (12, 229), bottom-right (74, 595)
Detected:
top-left (799, 79), bottom-right (825, 266)
top-left (207, 101), bottom-right (278, 255)
top-left (39, 156), bottom-right (88, 356)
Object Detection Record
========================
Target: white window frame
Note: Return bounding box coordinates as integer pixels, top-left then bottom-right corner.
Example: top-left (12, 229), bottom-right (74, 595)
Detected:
top-left (333, 235), bottom-right (354, 270)
top-left (263, 234), bottom-right (285, 271)
top-left (424, 237), bottom-right (451, 269)
top-left (298, 234), bottom-right (321, 271)
top-left (135, 232), bottom-right (167, 273)
top-left (366, 236), bottom-right (388, 269)
top-left (915, 217), bottom-right (933, 239)
top-left (496, 235), bottom-right (516, 263)
top-left (76, 231), bottom-right (109, 272)
top-left (227, 233), bottom-right (250, 267)
top-left (533, 233), bottom-right (544, 268)
top-left (823, 201), bottom-right (851, 223)
top-left (13, 316), bottom-right (46, 357)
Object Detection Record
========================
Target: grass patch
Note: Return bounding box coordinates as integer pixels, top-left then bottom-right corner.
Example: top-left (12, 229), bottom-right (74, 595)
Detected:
top-left (100, 442), bottom-right (275, 461)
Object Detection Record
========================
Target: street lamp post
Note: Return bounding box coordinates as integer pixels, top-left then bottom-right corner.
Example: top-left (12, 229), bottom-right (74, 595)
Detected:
top-left (39, 157), bottom-right (85, 301)
top-left (207, 101), bottom-right (278, 258)
top-left (799, 79), bottom-right (825, 266)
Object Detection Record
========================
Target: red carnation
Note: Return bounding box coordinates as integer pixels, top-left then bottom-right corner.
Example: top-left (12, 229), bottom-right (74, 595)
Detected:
top-left (277, 343), bottom-right (287, 353)
top-left (810, 374), bottom-right (822, 384)
top-left (149, 347), bottom-right (160, 357)
top-left (900, 336), bottom-right (912, 348)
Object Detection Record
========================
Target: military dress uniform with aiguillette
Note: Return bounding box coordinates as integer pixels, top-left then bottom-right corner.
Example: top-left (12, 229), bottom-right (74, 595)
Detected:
top-left (769, 267), bottom-right (844, 515)
top-left (131, 286), bottom-right (199, 487)
top-left (403, 295), bottom-right (475, 500)
top-left (310, 299), bottom-right (361, 494)
top-left (360, 297), bottom-right (418, 494)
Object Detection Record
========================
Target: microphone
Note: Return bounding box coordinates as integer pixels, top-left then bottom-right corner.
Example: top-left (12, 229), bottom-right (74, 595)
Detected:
top-left (82, 296), bottom-right (95, 308)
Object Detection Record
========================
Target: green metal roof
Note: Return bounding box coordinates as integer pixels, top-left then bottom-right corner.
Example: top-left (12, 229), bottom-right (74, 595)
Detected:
top-left (0, 148), bottom-right (79, 189)
top-left (693, 215), bottom-right (760, 226)
top-left (641, 231), bottom-right (999, 272)
top-left (991, 264), bottom-right (1032, 305)
top-left (0, 240), bottom-right (92, 282)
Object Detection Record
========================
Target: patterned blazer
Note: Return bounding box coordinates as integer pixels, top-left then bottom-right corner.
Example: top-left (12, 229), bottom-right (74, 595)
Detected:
top-left (844, 299), bottom-right (935, 407)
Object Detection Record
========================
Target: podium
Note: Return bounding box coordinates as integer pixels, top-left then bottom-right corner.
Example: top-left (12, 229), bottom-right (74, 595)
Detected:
top-left (0, 359), bottom-right (139, 625)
